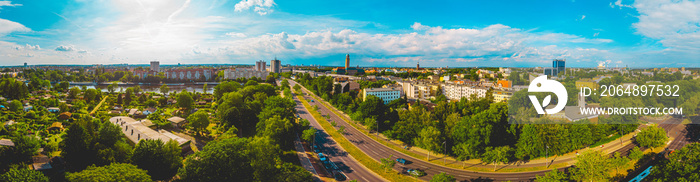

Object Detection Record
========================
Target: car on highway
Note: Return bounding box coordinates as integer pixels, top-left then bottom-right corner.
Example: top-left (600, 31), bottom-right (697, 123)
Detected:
top-left (407, 169), bottom-right (426, 177)
top-left (313, 145), bottom-right (320, 153)
top-left (333, 171), bottom-right (347, 181)
top-left (318, 153), bottom-right (328, 161)
top-left (396, 158), bottom-right (408, 164)
top-left (310, 99), bottom-right (314, 102)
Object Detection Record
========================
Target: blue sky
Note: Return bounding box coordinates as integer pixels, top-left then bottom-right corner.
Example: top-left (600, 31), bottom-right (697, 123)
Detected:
top-left (0, 0), bottom-right (697, 67)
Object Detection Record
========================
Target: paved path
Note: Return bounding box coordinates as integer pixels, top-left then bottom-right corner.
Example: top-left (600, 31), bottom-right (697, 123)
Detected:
top-left (292, 135), bottom-right (322, 181)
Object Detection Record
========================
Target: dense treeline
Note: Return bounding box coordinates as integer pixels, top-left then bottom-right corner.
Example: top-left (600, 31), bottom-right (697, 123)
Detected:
top-left (295, 75), bottom-right (641, 164)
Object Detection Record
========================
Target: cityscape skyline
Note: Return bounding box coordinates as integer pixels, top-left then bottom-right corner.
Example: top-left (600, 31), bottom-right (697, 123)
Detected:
top-left (1, 0), bottom-right (699, 67)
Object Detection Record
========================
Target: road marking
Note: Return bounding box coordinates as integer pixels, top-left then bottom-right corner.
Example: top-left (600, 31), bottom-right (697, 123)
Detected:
top-left (458, 175), bottom-right (470, 178)
top-left (362, 177), bottom-right (368, 182)
top-left (507, 178), bottom-right (518, 180)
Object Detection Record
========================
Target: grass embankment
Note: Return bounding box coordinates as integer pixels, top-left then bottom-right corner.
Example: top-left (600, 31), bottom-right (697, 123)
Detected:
top-left (297, 95), bottom-right (416, 182)
top-left (306, 89), bottom-right (570, 172)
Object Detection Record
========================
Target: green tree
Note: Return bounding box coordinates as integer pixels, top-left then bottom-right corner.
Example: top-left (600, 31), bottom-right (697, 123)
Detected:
top-left (177, 91), bottom-right (194, 111)
top-left (187, 110), bottom-right (210, 136)
top-left (611, 152), bottom-right (629, 174)
top-left (132, 139), bottom-right (183, 180)
top-left (570, 150), bottom-right (613, 182)
top-left (628, 146), bottom-right (644, 161)
top-left (301, 128), bottom-right (316, 143)
top-left (178, 137), bottom-right (283, 182)
top-left (636, 124), bottom-right (668, 150)
top-left (245, 80), bottom-right (259, 87)
top-left (415, 126), bottom-right (443, 160)
top-left (535, 169), bottom-right (568, 182)
top-left (61, 121), bottom-right (94, 171)
top-left (0, 166), bottom-right (49, 182)
top-left (8, 100), bottom-right (22, 112)
top-left (160, 84), bottom-right (170, 95)
top-left (67, 163), bottom-right (152, 182)
top-left (380, 155), bottom-right (396, 173)
top-left (649, 143), bottom-right (700, 181)
top-left (107, 82), bottom-right (117, 94)
top-left (482, 146), bottom-right (511, 171)
top-left (256, 115), bottom-right (294, 147)
top-left (69, 87), bottom-right (81, 99)
top-left (430, 172), bottom-right (456, 182)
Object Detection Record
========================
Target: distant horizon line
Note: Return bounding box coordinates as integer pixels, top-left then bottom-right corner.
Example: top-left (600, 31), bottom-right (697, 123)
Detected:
top-left (0, 63), bottom-right (697, 69)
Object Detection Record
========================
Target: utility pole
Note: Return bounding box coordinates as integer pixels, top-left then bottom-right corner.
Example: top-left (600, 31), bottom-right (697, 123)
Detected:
top-left (443, 141), bottom-right (447, 164)
top-left (545, 145), bottom-right (549, 168)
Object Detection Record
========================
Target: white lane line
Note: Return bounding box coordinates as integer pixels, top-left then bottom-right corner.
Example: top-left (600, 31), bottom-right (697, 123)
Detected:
top-left (458, 175), bottom-right (470, 178)
top-left (361, 177), bottom-right (369, 182)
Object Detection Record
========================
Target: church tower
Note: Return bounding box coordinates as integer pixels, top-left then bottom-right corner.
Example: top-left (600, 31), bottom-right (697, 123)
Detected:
top-left (345, 54), bottom-right (350, 70)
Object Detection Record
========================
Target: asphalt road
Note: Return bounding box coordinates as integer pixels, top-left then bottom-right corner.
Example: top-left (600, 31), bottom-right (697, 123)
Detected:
top-left (290, 84), bottom-right (387, 182)
top-left (290, 80), bottom-right (557, 181)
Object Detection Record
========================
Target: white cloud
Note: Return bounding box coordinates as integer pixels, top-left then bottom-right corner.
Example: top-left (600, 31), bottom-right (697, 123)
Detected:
top-left (610, 0), bottom-right (633, 9)
top-left (55, 45), bottom-right (75, 52)
top-left (225, 32), bottom-right (247, 38)
top-left (234, 0), bottom-right (275, 15)
top-left (411, 22), bottom-right (429, 30)
top-left (626, 0), bottom-right (700, 51)
top-left (0, 1), bottom-right (21, 8)
top-left (0, 19), bottom-right (29, 35)
top-left (579, 15), bottom-right (586, 21)
top-left (14, 44), bottom-right (40, 50)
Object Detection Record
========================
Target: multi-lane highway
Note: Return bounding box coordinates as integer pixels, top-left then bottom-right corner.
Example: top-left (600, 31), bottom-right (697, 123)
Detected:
top-left (290, 83), bottom-right (387, 182)
top-left (289, 80), bottom-right (556, 181)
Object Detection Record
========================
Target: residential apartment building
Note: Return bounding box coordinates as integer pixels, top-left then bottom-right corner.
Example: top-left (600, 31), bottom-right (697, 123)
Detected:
top-left (363, 87), bottom-right (401, 104)
top-left (441, 83), bottom-right (489, 101)
top-left (493, 90), bottom-right (513, 103)
top-left (164, 68), bottom-right (214, 81)
top-left (223, 68), bottom-right (269, 80)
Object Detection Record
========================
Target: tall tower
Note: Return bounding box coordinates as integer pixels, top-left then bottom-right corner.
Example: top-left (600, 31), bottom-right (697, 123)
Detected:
top-left (345, 54), bottom-right (350, 70)
top-left (417, 61), bottom-right (420, 69)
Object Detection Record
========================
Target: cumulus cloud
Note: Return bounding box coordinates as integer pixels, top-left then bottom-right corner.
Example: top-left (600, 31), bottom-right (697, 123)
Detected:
top-left (0, 19), bottom-right (29, 34)
top-left (234, 0), bottom-right (275, 15)
top-left (55, 45), bottom-right (75, 52)
top-left (411, 22), bottom-right (429, 30)
top-left (0, 1), bottom-right (20, 8)
top-left (610, 0), bottom-right (633, 9)
top-left (625, 0), bottom-right (700, 51)
top-left (192, 23), bottom-right (615, 67)
top-left (225, 32), bottom-right (247, 38)
top-left (14, 44), bottom-right (40, 50)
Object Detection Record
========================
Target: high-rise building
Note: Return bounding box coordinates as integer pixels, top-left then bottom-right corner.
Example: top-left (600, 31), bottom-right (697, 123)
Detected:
top-left (545, 59), bottom-right (565, 77)
top-left (553, 59), bottom-right (565, 75)
top-left (270, 58), bottom-right (281, 73)
top-left (255, 60), bottom-right (266, 72)
top-left (24, 62), bottom-right (27, 67)
top-left (345, 54), bottom-right (350, 69)
top-left (150, 61), bottom-right (160, 72)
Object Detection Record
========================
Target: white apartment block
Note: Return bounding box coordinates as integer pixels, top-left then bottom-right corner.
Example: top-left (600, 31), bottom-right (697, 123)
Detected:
top-left (441, 83), bottom-right (488, 101)
top-left (223, 68), bottom-right (269, 80)
top-left (363, 87), bottom-right (401, 104)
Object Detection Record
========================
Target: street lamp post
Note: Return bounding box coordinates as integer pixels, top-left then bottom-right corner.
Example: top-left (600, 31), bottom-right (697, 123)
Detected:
top-left (545, 145), bottom-right (549, 168)
top-left (443, 141), bottom-right (447, 164)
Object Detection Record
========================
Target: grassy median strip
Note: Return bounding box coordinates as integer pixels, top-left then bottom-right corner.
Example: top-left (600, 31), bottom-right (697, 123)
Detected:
top-left (297, 95), bottom-right (417, 182)
top-left (307, 90), bottom-right (571, 173)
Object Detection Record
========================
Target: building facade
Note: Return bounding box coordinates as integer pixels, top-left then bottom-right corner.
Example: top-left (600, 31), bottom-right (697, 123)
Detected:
top-left (223, 68), bottom-right (269, 80)
top-left (363, 87), bottom-right (401, 104)
top-left (270, 59), bottom-right (281, 73)
top-left (255, 60), bottom-right (266, 72)
top-left (150, 61), bottom-right (160, 72)
top-left (163, 68), bottom-right (214, 81)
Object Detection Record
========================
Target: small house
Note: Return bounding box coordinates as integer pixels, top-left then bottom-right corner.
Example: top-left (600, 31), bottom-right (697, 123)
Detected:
top-left (167, 117), bottom-right (187, 128)
top-left (143, 107), bottom-right (157, 115)
top-left (59, 112), bottom-right (72, 120)
top-left (48, 122), bottom-right (64, 132)
top-left (0, 139), bottom-right (14, 147)
top-left (47, 107), bottom-right (60, 113)
top-left (23, 105), bottom-right (33, 112)
top-left (32, 154), bottom-right (52, 171)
